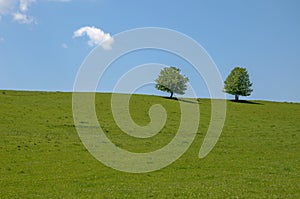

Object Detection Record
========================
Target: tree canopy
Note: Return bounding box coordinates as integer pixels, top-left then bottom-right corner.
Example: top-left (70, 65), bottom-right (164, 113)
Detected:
top-left (155, 66), bottom-right (189, 99)
top-left (224, 67), bottom-right (253, 101)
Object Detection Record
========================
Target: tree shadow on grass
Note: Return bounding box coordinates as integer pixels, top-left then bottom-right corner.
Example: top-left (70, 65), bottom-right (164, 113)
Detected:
top-left (162, 96), bottom-right (199, 104)
top-left (230, 100), bottom-right (264, 105)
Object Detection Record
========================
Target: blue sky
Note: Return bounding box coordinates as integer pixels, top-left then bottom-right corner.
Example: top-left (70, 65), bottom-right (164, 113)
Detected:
top-left (0, 0), bottom-right (299, 102)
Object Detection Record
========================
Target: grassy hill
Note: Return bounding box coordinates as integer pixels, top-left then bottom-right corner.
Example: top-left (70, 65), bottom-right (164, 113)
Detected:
top-left (0, 90), bottom-right (299, 198)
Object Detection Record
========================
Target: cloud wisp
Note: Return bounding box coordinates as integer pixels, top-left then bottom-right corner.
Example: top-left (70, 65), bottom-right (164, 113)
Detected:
top-left (61, 43), bottom-right (68, 49)
top-left (19, 0), bottom-right (35, 12)
top-left (48, 0), bottom-right (72, 2)
top-left (73, 26), bottom-right (114, 50)
top-left (0, 0), bottom-right (16, 15)
top-left (13, 12), bottom-right (35, 24)
top-left (0, 0), bottom-right (70, 24)
top-left (0, 0), bottom-right (36, 24)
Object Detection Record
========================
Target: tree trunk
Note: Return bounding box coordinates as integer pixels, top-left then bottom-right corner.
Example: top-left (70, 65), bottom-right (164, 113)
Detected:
top-left (170, 92), bottom-right (173, 99)
top-left (235, 94), bottom-right (239, 101)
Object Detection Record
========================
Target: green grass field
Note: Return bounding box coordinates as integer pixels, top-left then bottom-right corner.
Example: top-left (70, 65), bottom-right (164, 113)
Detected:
top-left (0, 90), bottom-right (299, 198)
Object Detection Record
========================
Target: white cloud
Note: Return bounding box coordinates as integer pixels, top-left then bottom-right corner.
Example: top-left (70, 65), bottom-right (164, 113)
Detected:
top-left (0, 0), bottom-right (35, 15)
top-left (73, 26), bottom-right (114, 50)
top-left (13, 12), bottom-right (36, 24)
top-left (61, 43), bottom-right (68, 48)
top-left (1, 0), bottom-right (73, 24)
top-left (19, 0), bottom-right (35, 12)
top-left (48, 0), bottom-right (72, 2)
top-left (0, 0), bottom-right (17, 15)
top-left (0, 0), bottom-right (36, 24)
top-left (0, 37), bottom-right (4, 43)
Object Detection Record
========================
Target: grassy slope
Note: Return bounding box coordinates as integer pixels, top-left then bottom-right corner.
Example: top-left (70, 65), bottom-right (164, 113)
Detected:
top-left (0, 90), bottom-right (299, 198)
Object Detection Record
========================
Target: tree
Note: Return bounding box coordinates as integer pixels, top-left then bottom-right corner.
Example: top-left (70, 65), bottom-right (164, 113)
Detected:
top-left (224, 67), bottom-right (253, 101)
top-left (155, 66), bottom-right (189, 99)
